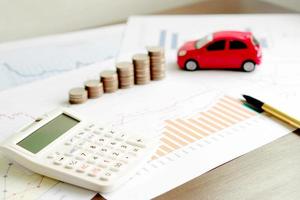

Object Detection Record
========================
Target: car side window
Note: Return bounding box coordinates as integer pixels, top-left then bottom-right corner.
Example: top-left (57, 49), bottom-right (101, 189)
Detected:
top-left (229, 40), bottom-right (247, 49)
top-left (206, 40), bottom-right (226, 51)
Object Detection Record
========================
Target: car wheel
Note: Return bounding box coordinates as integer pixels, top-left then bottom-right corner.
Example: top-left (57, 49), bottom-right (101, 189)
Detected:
top-left (185, 60), bottom-right (198, 71)
top-left (242, 61), bottom-right (255, 72)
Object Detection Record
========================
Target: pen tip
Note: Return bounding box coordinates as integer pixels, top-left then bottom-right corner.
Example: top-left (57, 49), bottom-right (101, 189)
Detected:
top-left (242, 94), bottom-right (264, 110)
top-left (242, 94), bottom-right (250, 100)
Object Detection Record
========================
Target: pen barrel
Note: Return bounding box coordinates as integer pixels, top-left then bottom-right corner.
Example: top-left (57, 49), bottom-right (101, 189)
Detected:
top-left (263, 104), bottom-right (300, 129)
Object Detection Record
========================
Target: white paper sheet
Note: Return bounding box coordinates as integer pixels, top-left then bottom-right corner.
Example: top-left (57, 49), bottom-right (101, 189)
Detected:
top-left (101, 14), bottom-right (300, 199)
top-left (119, 14), bottom-right (300, 120)
top-left (0, 23), bottom-right (125, 200)
top-left (1, 14), bottom-right (299, 200)
top-left (0, 57), bottom-right (294, 200)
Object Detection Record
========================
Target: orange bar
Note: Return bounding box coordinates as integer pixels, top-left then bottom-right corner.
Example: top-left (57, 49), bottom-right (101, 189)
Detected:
top-left (188, 118), bottom-right (215, 133)
top-left (198, 116), bottom-right (223, 130)
top-left (151, 155), bottom-right (158, 160)
top-left (175, 119), bottom-right (207, 137)
top-left (202, 112), bottom-right (229, 127)
top-left (160, 145), bottom-right (173, 153)
top-left (161, 137), bottom-right (180, 149)
top-left (166, 120), bottom-right (202, 140)
top-left (221, 97), bottom-right (254, 117)
top-left (155, 149), bottom-right (166, 157)
top-left (217, 101), bottom-right (250, 119)
top-left (164, 131), bottom-right (188, 146)
top-left (209, 109), bottom-right (236, 124)
top-left (213, 105), bottom-right (244, 121)
top-left (224, 95), bottom-right (242, 104)
top-left (223, 96), bottom-right (256, 116)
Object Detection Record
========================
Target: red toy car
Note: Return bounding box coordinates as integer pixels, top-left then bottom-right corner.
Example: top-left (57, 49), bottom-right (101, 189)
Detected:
top-left (177, 31), bottom-right (262, 72)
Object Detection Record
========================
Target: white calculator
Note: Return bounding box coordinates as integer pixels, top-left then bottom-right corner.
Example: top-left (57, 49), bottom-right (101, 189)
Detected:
top-left (0, 108), bottom-right (158, 193)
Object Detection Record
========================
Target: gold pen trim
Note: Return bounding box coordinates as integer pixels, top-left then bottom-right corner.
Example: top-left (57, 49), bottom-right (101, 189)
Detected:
top-left (262, 104), bottom-right (300, 129)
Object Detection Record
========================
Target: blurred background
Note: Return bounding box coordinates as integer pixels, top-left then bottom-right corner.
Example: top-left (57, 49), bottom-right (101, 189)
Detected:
top-left (0, 0), bottom-right (299, 42)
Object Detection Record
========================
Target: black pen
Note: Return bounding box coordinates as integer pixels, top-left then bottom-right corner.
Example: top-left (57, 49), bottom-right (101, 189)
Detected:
top-left (243, 95), bottom-right (300, 129)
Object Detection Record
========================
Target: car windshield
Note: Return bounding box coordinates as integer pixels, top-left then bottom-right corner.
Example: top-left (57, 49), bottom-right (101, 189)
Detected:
top-left (195, 34), bottom-right (213, 49)
top-left (252, 36), bottom-right (260, 46)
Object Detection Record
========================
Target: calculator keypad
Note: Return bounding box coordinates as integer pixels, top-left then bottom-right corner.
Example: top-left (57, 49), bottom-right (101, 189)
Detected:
top-left (46, 124), bottom-right (148, 184)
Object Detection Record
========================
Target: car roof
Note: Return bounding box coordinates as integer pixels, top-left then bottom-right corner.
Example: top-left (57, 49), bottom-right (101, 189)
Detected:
top-left (213, 31), bottom-right (252, 40)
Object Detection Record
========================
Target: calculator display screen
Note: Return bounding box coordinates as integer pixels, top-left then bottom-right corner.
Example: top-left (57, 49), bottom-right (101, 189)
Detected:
top-left (17, 113), bottom-right (79, 153)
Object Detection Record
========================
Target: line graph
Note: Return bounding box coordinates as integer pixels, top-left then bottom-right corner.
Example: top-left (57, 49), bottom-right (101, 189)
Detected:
top-left (0, 112), bottom-right (36, 120)
top-left (0, 24), bottom-right (124, 91)
top-left (0, 154), bottom-right (58, 200)
top-left (1, 61), bottom-right (93, 78)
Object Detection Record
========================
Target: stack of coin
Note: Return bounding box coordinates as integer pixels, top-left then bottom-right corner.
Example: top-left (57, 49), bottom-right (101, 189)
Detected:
top-left (132, 54), bottom-right (151, 85)
top-left (84, 80), bottom-right (104, 98)
top-left (69, 87), bottom-right (88, 104)
top-left (116, 62), bottom-right (134, 89)
top-left (100, 70), bottom-right (118, 93)
top-left (147, 46), bottom-right (166, 80)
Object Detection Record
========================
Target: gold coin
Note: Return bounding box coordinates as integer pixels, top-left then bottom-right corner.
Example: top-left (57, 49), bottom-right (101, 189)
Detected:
top-left (69, 87), bottom-right (87, 97)
top-left (100, 70), bottom-right (118, 80)
top-left (147, 46), bottom-right (165, 56)
top-left (116, 62), bottom-right (134, 71)
top-left (132, 54), bottom-right (149, 62)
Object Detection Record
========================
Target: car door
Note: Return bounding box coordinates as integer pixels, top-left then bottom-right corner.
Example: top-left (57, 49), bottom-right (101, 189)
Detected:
top-left (200, 40), bottom-right (227, 68)
top-left (227, 40), bottom-right (248, 68)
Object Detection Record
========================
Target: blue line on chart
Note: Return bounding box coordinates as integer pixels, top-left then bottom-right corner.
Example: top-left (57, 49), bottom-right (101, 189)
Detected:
top-left (1, 62), bottom-right (87, 78)
top-left (159, 30), bottom-right (166, 47)
top-left (0, 56), bottom-right (111, 78)
top-left (171, 33), bottom-right (178, 49)
top-left (2, 162), bottom-right (13, 200)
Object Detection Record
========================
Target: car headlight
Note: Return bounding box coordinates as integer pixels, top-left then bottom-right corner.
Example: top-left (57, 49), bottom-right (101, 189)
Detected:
top-left (178, 50), bottom-right (187, 56)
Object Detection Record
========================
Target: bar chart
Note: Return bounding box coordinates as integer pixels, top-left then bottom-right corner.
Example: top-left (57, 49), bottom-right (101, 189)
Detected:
top-left (151, 96), bottom-right (256, 160)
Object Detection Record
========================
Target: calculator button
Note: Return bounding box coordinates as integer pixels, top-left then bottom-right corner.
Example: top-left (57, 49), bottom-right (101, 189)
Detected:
top-left (107, 141), bottom-right (118, 148)
top-left (84, 124), bottom-right (95, 131)
top-left (87, 123), bottom-right (95, 128)
top-left (92, 130), bottom-right (102, 135)
top-left (95, 137), bottom-right (107, 145)
top-left (126, 136), bottom-right (146, 148)
top-left (64, 141), bottom-right (72, 146)
top-left (97, 127), bottom-right (105, 131)
top-left (99, 172), bottom-right (114, 181)
top-left (64, 137), bottom-right (79, 146)
top-left (87, 167), bottom-right (102, 177)
top-left (119, 154), bottom-right (135, 163)
top-left (77, 131), bottom-right (86, 137)
top-left (97, 159), bottom-right (111, 168)
top-left (47, 154), bottom-right (55, 159)
top-left (99, 147), bottom-right (110, 154)
top-left (77, 140), bottom-right (87, 147)
top-left (127, 146), bottom-right (143, 156)
top-left (108, 151), bottom-right (122, 160)
top-left (53, 156), bottom-right (66, 165)
top-left (65, 160), bottom-right (79, 169)
top-left (116, 143), bottom-right (129, 152)
top-left (75, 151), bottom-right (89, 161)
top-left (64, 147), bottom-right (79, 157)
top-left (87, 155), bottom-right (100, 164)
top-left (76, 163), bottom-right (90, 173)
top-left (83, 143), bottom-right (99, 152)
top-left (85, 133), bottom-right (95, 140)
top-left (115, 133), bottom-right (127, 141)
top-left (109, 161), bottom-right (126, 172)
top-left (104, 130), bottom-right (117, 138)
